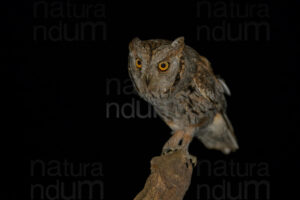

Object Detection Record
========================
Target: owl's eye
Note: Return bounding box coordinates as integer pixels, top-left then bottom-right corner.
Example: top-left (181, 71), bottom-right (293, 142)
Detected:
top-left (135, 58), bottom-right (142, 69)
top-left (158, 61), bottom-right (169, 72)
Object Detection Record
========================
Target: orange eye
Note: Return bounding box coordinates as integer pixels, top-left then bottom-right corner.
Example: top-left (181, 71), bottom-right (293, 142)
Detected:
top-left (135, 58), bottom-right (142, 69)
top-left (158, 61), bottom-right (169, 71)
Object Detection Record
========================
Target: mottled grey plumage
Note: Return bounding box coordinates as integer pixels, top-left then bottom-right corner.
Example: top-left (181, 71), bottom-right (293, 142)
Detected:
top-left (128, 37), bottom-right (238, 154)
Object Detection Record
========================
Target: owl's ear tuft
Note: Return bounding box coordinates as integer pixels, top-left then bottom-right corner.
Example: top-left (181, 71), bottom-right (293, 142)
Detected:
top-left (171, 36), bottom-right (185, 51)
top-left (129, 37), bottom-right (141, 51)
top-left (171, 37), bottom-right (184, 47)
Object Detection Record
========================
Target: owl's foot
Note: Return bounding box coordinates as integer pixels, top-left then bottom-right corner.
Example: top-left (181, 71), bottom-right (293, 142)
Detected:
top-left (162, 130), bottom-right (193, 156)
top-left (186, 154), bottom-right (197, 167)
top-left (162, 130), bottom-right (197, 167)
top-left (162, 130), bottom-right (185, 155)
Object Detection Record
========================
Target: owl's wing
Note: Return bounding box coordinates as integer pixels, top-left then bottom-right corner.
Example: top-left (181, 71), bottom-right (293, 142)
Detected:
top-left (192, 60), bottom-right (229, 112)
top-left (193, 58), bottom-right (238, 154)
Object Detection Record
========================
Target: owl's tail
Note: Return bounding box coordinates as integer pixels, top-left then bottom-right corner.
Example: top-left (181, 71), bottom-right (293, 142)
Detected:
top-left (196, 113), bottom-right (239, 154)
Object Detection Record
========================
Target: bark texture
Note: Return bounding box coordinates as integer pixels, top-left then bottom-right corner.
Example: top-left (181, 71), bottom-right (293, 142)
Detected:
top-left (134, 150), bottom-right (196, 200)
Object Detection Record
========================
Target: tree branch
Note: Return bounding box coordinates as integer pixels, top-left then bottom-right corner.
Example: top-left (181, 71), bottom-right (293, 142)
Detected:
top-left (134, 149), bottom-right (196, 200)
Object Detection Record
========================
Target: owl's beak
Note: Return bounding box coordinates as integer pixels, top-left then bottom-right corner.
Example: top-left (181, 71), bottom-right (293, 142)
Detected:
top-left (144, 75), bottom-right (151, 87)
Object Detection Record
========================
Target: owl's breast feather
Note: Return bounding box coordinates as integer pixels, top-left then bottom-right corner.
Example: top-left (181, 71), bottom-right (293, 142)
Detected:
top-left (151, 89), bottom-right (215, 132)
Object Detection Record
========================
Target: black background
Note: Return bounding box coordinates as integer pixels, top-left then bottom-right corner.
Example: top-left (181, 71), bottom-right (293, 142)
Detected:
top-left (8, 0), bottom-right (299, 199)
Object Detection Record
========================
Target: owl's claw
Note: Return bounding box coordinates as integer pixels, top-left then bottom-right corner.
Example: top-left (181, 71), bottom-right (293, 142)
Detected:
top-left (187, 154), bottom-right (197, 167)
top-left (162, 147), bottom-right (197, 168)
top-left (162, 130), bottom-right (197, 168)
top-left (162, 130), bottom-right (193, 155)
top-left (162, 147), bottom-right (180, 155)
top-left (162, 148), bottom-right (172, 155)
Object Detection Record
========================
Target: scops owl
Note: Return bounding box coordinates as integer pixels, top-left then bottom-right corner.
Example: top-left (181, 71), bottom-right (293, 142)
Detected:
top-left (128, 37), bottom-right (238, 154)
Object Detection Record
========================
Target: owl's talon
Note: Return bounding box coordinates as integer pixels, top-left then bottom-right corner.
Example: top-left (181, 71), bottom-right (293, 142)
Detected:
top-left (162, 145), bottom-right (188, 155)
top-left (162, 147), bottom-right (197, 168)
top-left (162, 130), bottom-right (193, 155)
top-left (188, 155), bottom-right (197, 167)
top-left (162, 147), bottom-right (178, 155)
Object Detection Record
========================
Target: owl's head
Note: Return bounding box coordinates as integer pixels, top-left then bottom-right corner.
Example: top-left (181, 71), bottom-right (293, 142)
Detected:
top-left (128, 37), bottom-right (186, 101)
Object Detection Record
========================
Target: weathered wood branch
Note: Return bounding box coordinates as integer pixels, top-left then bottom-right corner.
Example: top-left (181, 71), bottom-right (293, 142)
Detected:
top-left (134, 149), bottom-right (196, 200)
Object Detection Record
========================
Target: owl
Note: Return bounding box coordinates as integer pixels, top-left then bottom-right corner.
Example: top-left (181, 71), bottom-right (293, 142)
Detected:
top-left (128, 37), bottom-right (238, 154)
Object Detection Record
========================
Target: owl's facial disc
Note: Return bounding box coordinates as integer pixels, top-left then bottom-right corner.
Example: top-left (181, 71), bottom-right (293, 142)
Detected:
top-left (128, 37), bottom-right (185, 100)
